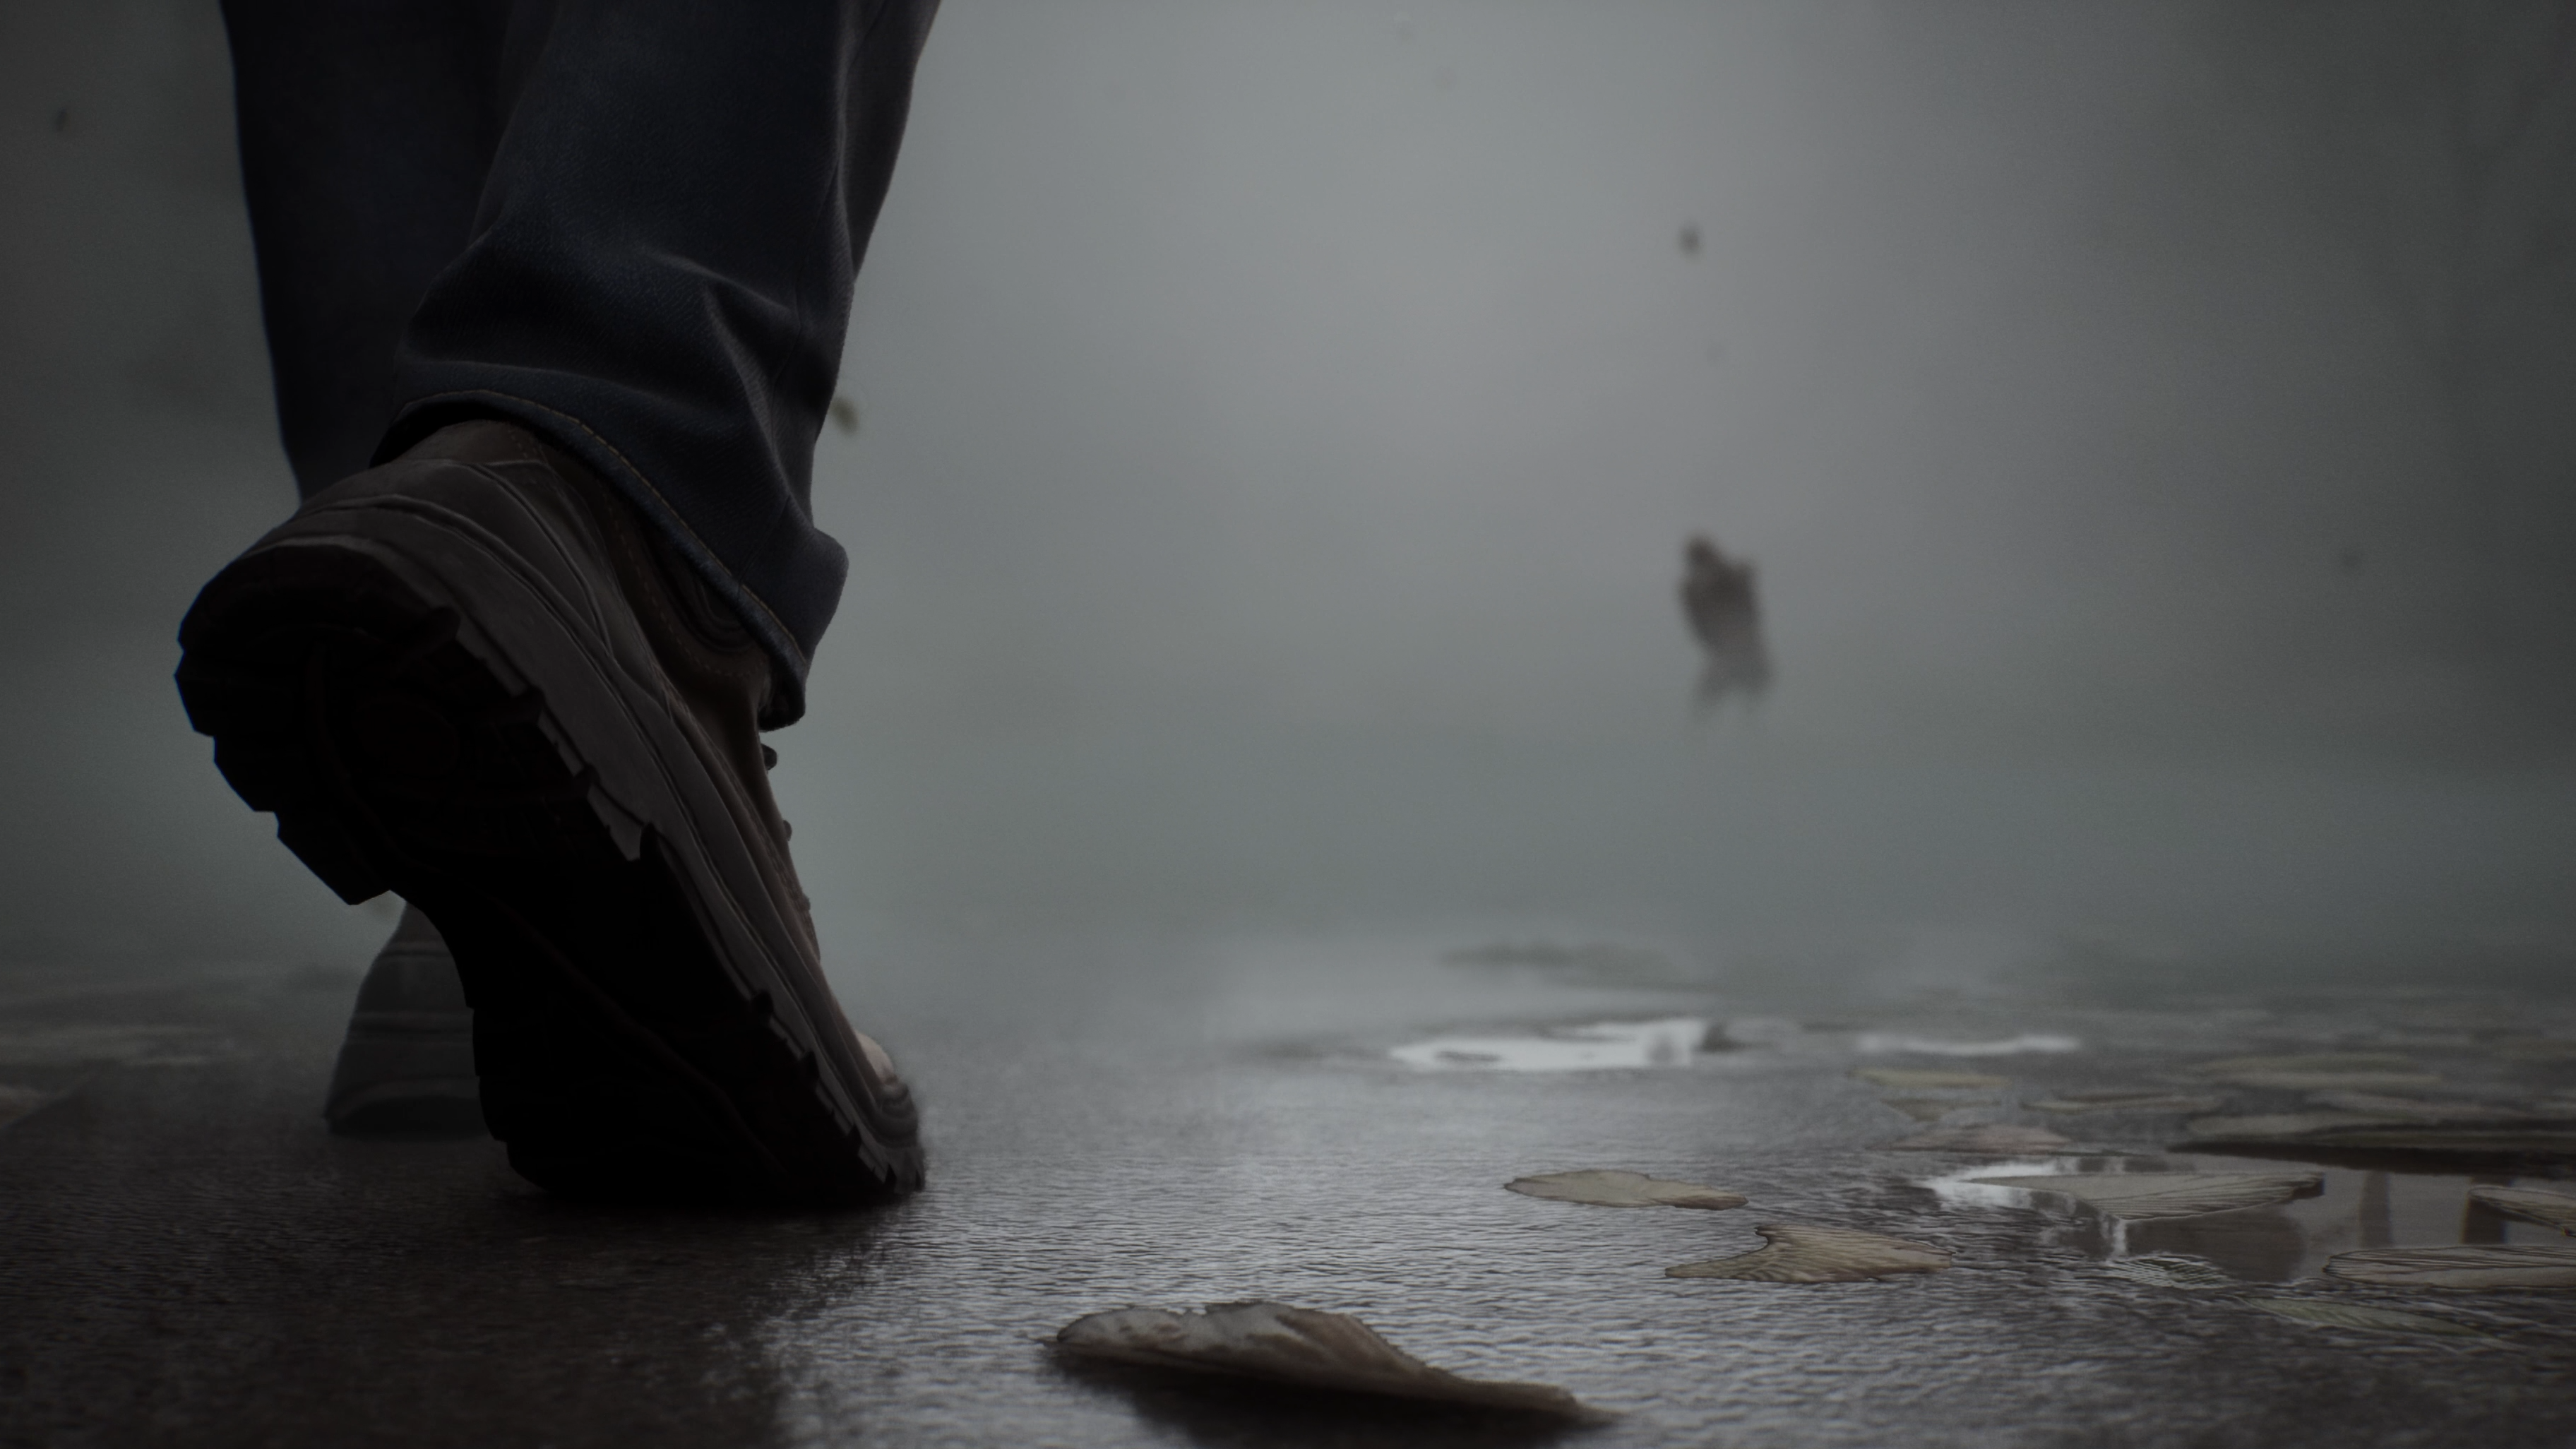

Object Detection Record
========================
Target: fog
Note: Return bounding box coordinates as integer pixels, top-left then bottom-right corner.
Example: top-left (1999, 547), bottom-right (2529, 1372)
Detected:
top-left (4, 1), bottom-right (2572, 990)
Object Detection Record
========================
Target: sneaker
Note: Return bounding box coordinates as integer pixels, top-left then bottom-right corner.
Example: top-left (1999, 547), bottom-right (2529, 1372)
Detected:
top-left (322, 903), bottom-right (482, 1138)
top-left (177, 420), bottom-right (922, 1205)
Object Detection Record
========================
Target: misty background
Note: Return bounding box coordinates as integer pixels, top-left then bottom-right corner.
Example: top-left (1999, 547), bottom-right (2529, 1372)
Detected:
top-left (3, 0), bottom-right (2572, 998)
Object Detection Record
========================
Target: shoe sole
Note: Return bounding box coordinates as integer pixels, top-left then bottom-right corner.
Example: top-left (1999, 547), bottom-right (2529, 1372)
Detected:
top-left (177, 460), bottom-right (922, 1205)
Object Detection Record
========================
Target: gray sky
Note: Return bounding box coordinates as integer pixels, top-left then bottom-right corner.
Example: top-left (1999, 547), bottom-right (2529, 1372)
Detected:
top-left (1, 0), bottom-right (2570, 973)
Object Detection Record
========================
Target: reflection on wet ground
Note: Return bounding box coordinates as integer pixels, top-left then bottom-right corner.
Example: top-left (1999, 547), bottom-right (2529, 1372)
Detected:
top-left (1390, 1017), bottom-right (1711, 1072)
top-left (4, 931), bottom-right (2575, 1445)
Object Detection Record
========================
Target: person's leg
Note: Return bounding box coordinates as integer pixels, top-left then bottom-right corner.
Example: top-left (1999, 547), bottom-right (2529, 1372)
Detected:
top-left (222, 0), bottom-right (534, 1134)
top-left (221, 0), bottom-right (529, 496)
top-left (184, 0), bottom-right (938, 1203)
top-left (382, 0), bottom-right (940, 724)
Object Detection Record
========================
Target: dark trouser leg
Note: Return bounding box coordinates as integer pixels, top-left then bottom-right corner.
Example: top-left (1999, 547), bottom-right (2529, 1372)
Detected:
top-left (228, 0), bottom-right (937, 717)
top-left (220, 2), bottom-right (937, 1152)
top-left (223, 0), bottom-right (537, 1135)
top-left (381, 0), bottom-right (939, 724)
top-left (222, 0), bottom-right (537, 496)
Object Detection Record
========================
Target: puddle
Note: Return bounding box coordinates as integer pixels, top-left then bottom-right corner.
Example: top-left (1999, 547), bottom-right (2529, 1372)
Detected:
top-left (1389, 1017), bottom-right (1710, 1073)
top-left (1924, 1156), bottom-right (2576, 1282)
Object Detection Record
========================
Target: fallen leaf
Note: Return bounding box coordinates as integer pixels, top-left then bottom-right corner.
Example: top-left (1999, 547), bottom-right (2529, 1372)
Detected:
top-left (1666, 1224), bottom-right (1951, 1282)
top-left (1505, 1169), bottom-right (1746, 1210)
top-left (1887, 1123), bottom-right (2070, 1154)
top-left (2101, 1255), bottom-right (2236, 1289)
top-left (2242, 1298), bottom-right (2486, 1337)
top-left (1054, 1301), bottom-right (1606, 1419)
top-left (2325, 1244), bottom-right (2576, 1289)
top-left (1964, 1171), bottom-right (2321, 1221)
top-left (2029, 1092), bottom-right (2224, 1115)
top-left (2469, 1185), bottom-right (2576, 1235)
top-left (1854, 1068), bottom-right (2007, 1090)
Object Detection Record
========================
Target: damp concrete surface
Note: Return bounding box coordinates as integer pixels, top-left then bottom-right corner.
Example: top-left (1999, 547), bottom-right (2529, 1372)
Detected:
top-left (3, 928), bottom-right (2574, 1448)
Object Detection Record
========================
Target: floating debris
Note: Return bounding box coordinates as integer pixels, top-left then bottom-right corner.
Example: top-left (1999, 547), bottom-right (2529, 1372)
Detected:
top-left (1854, 1032), bottom-right (2080, 1057)
top-left (1681, 534), bottom-right (1770, 709)
top-left (1888, 1123), bottom-right (2071, 1155)
top-left (1053, 1301), bottom-right (1606, 1420)
top-left (2468, 1186), bottom-right (2576, 1235)
top-left (2029, 1091), bottom-right (2225, 1116)
top-left (2186, 1054), bottom-right (2438, 1091)
top-left (1505, 1169), bottom-right (1746, 1210)
top-left (1666, 1224), bottom-right (1951, 1282)
top-left (1853, 1068), bottom-right (2008, 1090)
top-left (2242, 1298), bottom-right (2487, 1338)
top-left (1389, 1018), bottom-right (1707, 1073)
top-left (2101, 1255), bottom-right (2236, 1289)
top-left (2325, 1244), bottom-right (2576, 1289)
top-left (1965, 1171), bottom-right (2321, 1221)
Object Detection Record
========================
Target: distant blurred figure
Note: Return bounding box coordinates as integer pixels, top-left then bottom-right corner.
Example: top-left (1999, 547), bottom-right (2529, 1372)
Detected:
top-left (1680, 534), bottom-right (1770, 710)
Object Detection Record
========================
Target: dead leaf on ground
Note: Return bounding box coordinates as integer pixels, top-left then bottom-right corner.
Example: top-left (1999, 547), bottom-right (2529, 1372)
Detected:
top-left (1054, 1301), bottom-right (1607, 1420)
top-left (1505, 1169), bottom-right (1746, 1210)
top-left (2325, 1244), bottom-right (2576, 1289)
top-left (1666, 1224), bottom-right (1951, 1282)
top-left (2029, 1092), bottom-right (2224, 1116)
top-left (2101, 1255), bottom-right (2236, 1289)
top-left (1966, 1171), bottom-right (2320, 1221)
top-left (2469, 1185), bottom-right (2576, 1235)
top-left (1854, 1067), bottom-right (2008, 1090)
top-left (2242, 1298), bottom-right (2487, 1337)
top-left (1887, 1123), bottom-right (2070, 1154)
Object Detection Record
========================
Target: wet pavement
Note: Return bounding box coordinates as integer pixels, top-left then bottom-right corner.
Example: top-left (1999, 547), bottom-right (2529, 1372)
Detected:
top-left (4, 928), bottom-right (2575, 1447)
